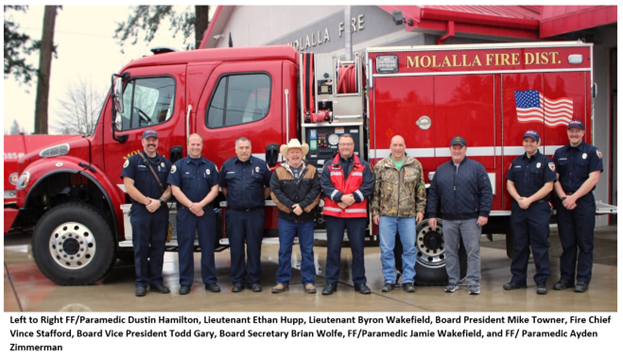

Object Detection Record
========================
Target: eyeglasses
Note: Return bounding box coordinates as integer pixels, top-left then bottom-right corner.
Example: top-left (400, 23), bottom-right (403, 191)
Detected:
top-left (339, 143), bottom-right (354, 147)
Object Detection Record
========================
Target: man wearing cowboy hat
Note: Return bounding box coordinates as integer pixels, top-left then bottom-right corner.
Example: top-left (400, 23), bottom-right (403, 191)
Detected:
top-left (270, 139), bottom-right (321, 294)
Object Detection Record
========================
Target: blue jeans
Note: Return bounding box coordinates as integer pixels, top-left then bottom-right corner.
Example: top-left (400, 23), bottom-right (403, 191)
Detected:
top-left (443, 218), bottom-right (481, 286)
top-left (276, 218), bottom-right (316, 286)
top-left (379, 216), bottom-right (416, 284)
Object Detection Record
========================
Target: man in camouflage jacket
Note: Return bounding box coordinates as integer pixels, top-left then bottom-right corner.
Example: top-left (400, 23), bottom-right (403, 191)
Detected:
top-left (371, 135), bottom-right (426, 293)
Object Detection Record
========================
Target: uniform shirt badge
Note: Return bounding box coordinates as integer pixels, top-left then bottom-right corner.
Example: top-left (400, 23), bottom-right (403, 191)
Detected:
top-left (206, 169), bottom-right (210, 175)
top-left (536, 162), bottom-right (541, 168)
top-left (582, 153), bottom-right (588, 159)
top-left (256, 166), bottom-right (260, 172)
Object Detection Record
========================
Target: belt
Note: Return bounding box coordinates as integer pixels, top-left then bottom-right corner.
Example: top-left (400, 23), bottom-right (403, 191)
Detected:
top-left (232, 207), bottom-right (261, 212)
top-left (565, 191), bottom-right (575, 195)
top-left (179, 204), bottom-right (212, 210)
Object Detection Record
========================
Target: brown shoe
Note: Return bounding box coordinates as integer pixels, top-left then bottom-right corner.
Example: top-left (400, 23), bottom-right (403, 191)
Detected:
top-left (271, 283), bottom-right (289, 294)
top-left (304, 284), bottom-right (317, 294)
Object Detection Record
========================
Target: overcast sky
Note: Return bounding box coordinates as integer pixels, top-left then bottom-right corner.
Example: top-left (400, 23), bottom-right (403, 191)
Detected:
top-left (3, 5), bottom-right (198, 134)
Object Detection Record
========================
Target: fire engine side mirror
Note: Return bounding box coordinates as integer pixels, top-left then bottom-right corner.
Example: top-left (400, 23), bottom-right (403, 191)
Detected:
top-left (265, 143), bottom-right (279, 167)
top-left (113, 77), bottom-right (124, 114)
top-left (170, 146), bottom-right (183, 164)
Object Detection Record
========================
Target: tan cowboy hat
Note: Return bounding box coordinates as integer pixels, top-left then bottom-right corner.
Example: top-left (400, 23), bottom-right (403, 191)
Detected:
top-left (280, 138), bottom-right (309, 158)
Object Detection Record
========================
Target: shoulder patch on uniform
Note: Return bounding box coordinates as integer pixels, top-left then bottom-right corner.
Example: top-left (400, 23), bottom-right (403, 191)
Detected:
top-left (548, 162), bottom-right (555, 172)
top-left (171, 165), bottom-right (177, 174)
top-left (596, 149), bottom-right (603, 159)
top-left (123, 159), bottom-right (129, 168)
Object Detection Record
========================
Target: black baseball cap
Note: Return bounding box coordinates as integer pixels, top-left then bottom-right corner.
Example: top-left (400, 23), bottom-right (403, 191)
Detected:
top-left (449, 136), bottom-right (466, 147)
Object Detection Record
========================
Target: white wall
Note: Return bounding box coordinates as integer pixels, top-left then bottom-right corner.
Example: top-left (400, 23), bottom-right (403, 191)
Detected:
top-left (592, 26), bottom-right (617, 227)
top-left (216, 6), bottom-right (344, 47)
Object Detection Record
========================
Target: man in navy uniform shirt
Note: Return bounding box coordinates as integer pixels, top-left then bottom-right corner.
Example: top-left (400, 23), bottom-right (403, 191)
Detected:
top-left (220, 137), bottom-right (272, 293)
top-left (168, 133), bottom-right (220, 295)
top-left (552, 120), bottom-right (603, 293)
top-left (503, 130), bottom-right (556, 295)
top-left (121, 129), bottom-right (172, 297)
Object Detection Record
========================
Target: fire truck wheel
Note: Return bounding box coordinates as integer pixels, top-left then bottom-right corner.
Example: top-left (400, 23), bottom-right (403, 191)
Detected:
top-left (414, 219), bottom-right (467, 286)
top-left (32, 203), bottom-right (116, 285)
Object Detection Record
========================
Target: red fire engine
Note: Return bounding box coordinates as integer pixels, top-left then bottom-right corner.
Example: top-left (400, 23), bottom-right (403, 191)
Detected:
top-left (4, 41), bottom-right (611, 286)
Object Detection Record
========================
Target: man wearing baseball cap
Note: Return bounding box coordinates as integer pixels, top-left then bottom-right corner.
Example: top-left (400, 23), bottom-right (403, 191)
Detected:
top-left (121, 129), bottom-right (172, 297)
top-left (503, 130), bottom-right (556, 294)
top-left (427, 136), bottom-right (493, 295)
top-left (552, 120), bottom-right (603, 293)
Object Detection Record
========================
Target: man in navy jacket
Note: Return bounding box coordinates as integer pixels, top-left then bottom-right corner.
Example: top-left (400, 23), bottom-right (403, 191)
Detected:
top-left (427, 136), bottom-right (493, 295)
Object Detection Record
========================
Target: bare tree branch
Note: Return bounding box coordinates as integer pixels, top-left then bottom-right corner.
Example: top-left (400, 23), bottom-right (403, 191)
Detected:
top-left (52, 76), bottom-right (105, 135)
top-left (114, 5), bottom-right (209, 52)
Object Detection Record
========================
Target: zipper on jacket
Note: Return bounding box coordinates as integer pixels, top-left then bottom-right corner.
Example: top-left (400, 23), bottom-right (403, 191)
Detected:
top-left (453, 163), bottom-right (459, 209)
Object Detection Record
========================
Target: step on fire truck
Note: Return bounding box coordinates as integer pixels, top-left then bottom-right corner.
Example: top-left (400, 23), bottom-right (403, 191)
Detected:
top-left (5, 41), bottom-right (615, 286)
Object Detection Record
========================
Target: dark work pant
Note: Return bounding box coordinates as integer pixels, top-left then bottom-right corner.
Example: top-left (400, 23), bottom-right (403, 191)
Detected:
top-left (176, 207), bottom-right (217, 287)
top-left (510, 200), bottom-right (551, 285)
top-left (556, 193), bottom-right (596, 283)
top-left (324, 216), bottom-right (367, 286)
top-left (226, 208), bottom-right (264, 286)
top-left (131, 205), bottom-right (168, 288)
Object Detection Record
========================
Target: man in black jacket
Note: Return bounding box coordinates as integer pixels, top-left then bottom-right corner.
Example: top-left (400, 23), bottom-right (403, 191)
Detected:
top-left (427, 136), bottom-right (493, 295)
top-left (270, 139), bottom-right (321, 294)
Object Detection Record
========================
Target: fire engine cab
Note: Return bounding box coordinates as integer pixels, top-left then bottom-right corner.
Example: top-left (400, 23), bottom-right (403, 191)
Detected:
top-left (5, 40), bottom-right (614, 286)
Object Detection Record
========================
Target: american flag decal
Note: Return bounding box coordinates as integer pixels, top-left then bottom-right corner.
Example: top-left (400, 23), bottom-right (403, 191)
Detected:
top-left (514, 90), bottom-right (573, 127)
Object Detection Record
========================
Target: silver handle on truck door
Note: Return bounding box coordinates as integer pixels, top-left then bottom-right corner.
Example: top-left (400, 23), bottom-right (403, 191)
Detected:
top-left (285, 89), bottom-right (290, 141)
top-left (186, 104), bottom-right (192, 139)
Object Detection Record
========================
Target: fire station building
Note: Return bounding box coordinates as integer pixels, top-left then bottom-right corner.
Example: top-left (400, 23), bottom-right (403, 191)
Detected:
top-left (202, 5), bottom-right (617, 226)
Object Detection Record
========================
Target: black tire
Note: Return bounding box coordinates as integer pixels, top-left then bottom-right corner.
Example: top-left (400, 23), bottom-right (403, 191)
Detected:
top-left (32, 203), bottom-right (116, 285)
top-left (413, 219), bottom-right (467, 286)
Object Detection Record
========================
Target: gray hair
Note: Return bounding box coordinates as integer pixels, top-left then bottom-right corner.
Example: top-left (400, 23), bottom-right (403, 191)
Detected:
top-left (235, 137), bottom-right (252, 148)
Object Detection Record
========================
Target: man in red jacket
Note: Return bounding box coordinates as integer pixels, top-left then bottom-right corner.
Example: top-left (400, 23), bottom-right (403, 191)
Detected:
top-left (320, 134), bottom-right (375, 295)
